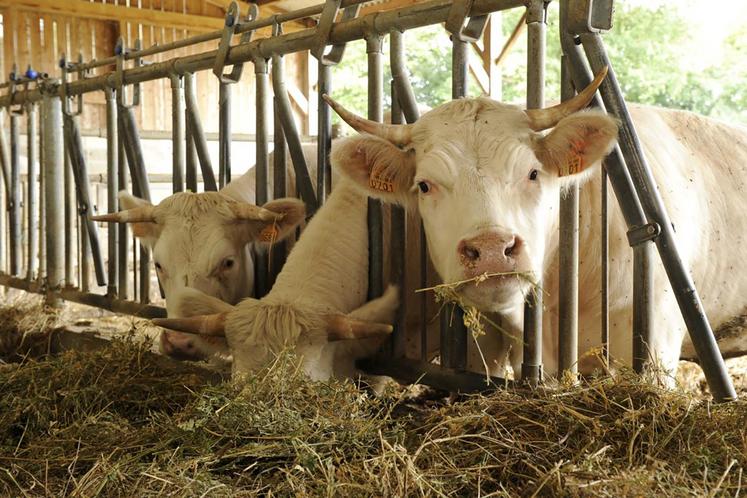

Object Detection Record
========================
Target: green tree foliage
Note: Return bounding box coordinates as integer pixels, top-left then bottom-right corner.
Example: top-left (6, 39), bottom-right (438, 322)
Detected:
top-left (328, 3), bottom-right (746, 125)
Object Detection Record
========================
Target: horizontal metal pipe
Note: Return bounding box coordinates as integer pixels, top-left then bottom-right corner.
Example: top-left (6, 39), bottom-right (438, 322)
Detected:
top-left (73, 0), bottom-right (373, 73)
top-left (0, 0), bottom-right (523, 107)
top-left (357, 357), bottom-right (512, 393)
top-left (0, 273), bottom-right (166, 318)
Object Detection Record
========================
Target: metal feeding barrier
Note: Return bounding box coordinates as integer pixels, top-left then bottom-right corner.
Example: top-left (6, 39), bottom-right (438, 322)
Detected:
top-left (0, 0), bottom-right (736, 401)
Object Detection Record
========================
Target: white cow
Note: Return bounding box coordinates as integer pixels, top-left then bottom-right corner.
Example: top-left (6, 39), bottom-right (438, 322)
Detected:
top-left (319, 68), bottom-right (747, 381)
top-left (153, 179), bottom-right (401, 380)
top-left (92, 148), bottom-right (316, 361)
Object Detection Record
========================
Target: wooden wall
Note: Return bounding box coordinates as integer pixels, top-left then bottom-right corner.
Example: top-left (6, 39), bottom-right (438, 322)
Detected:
top-left (0, 1), bottom-right (314, 135)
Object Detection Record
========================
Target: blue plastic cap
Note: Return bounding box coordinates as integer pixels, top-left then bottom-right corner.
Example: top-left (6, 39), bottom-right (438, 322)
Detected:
top-left (25, 69), bottom-right (38, 79)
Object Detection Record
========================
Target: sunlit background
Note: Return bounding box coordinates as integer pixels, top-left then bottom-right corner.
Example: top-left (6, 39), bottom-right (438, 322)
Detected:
top-left (331, 0), bottom-right (747, 126)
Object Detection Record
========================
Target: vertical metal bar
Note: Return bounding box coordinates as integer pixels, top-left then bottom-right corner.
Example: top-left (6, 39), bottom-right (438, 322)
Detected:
top-left (271, 54), bottom-right (317, 215)
top-left (254, 58), bottom-right (270, 297)
top-left (557, 55), bottom-right (578, 375)
top-left (218, 82), bottom-right (231, 188)
top-left (117, 119), bottom-right (129, 299)
top-left (105, 88), bottom-right (118, 296)
top-left (184, 84), bottom-right (198, 193)
top-left (0, 110), bottom-right (9, 276)
top-left (270, 98), bottom-right (287, 286)
top-left (317, 63), bottom-right (331, 205)
top-left (9, 113), bottom-right (21, 275)
top-left (366, 35), bottom-right (384, 303)
top-left (632, 243), bottom-right (654, 371)
top-left (579, 33), bottom-right (735, 401)
top-left (184, 72), bottom-right (217, 192)
top-left (43, 90), bottom-right (64, 307)
top-left (64, 113), bottom-right (107, 287)
top-left (119, 107), bottom-right (151, 202)
top-left (26, 104), bottom-right (38, 280)
top-left (522, 0), bottom-right (546, 385)
top-left (80, 208), bottom-right (92, 292)
top-left (442, 33), bottom-right (469, 371)
top-left (389, 80), bottom-right (407, 359)
top-left (170, 75), bottom-right (185, 193)
top-left (601, 162), bottom-right (610, 364)
top-left (38, 105), bottom-right (46, 281)
top-left (64, 125), bottom-right (76, 288)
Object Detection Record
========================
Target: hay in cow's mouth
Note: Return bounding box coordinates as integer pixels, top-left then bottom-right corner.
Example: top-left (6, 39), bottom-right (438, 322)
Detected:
top-left (0, 302), bottom-right (745, 496)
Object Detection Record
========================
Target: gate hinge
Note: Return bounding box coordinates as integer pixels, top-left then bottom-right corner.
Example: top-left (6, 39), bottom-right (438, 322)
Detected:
top-left (626, 222), bottom-right (660, 246)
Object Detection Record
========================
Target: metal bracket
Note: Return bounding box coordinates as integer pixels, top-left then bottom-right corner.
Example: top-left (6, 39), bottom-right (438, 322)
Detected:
top-left (312, 1), bottom-right (360, 65)
top-left (61, 53), bottom-right (85, 117)
top-left (115, 38), bottom-right (142, 109)
top-left (626, 222), bottom-right (660, 247)
top-left (446, 0), bottom-right (489, 42)
top-left (213, 1), bottom-right (259, 83)
top-left (567, 0), bottom-right (614, 34)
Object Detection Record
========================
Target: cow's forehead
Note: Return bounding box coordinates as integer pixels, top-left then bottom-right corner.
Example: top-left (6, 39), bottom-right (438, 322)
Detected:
top-left (155, 191), bottom-right (236, 223)
top-left (412, 98), bottom-right (536, 173)
top-left (413, 98), bottom-right (531, 144)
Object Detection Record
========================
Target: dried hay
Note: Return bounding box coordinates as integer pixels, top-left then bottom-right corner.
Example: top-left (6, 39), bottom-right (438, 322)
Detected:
top-left (0, 302), bottom-right (745, 497)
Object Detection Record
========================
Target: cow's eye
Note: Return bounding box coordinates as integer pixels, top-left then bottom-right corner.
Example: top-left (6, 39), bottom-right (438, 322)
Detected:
top-left (529, 169), bottom-right (539, 181)
top-left (417, 181), bottom-right (430, 194)
top-left (221, 258), bottom-right (235, 270)
top-left (155, 262), bottom-right (162, 271)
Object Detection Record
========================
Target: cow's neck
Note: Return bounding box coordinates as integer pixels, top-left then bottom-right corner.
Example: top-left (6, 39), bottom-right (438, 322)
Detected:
top-left (264, 179), bottom-right (369, 314)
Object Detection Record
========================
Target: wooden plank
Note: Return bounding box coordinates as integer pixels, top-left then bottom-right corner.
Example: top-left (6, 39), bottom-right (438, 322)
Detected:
top-left (4, 6), bottom-right (18, 77)
top-left (16, 10), bottom-right (31, 73)
top-left (41, 14), bottom-right (56, 77)
top-left (29, 13), bottom-right (43, 74)
top-left (3, 0), bottom-right (225, 31)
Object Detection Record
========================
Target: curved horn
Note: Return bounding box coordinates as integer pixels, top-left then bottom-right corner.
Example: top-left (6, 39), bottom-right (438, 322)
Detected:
top-left (153, 313), bottom-right (226, 337)
top-left (525, 66), bottom-right (609, 131)
top-left (322, 94), bottom-right (414, 147)
top-left (324, 314), bottom-right (394, 341)
top-left (91, 206), bottom-right (156, 223)
top-left (230, 202), bottom-right (283, 222)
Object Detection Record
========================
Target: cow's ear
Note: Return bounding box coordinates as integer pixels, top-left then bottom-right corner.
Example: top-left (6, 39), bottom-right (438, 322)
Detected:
top-left (118, 191), bottom-right (160, 247)
top-left (533, 110), bottom-right (618, 178)
top-left (253, 197), bottom-right (306, 246)
top-left (331, 134), bottom-right (416, 206)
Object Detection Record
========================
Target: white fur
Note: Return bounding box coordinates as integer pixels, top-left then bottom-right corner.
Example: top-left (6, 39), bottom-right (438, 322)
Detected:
top-left (335, 97), bottom-right (747, 381)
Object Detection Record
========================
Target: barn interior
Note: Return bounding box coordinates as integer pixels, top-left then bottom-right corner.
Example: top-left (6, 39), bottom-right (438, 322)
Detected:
top-left (0, 0), bottom-right (746, 495)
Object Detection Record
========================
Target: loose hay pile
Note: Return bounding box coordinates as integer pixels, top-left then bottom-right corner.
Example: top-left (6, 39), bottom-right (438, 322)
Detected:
top-left (1, 305), bottom-right (746, 496)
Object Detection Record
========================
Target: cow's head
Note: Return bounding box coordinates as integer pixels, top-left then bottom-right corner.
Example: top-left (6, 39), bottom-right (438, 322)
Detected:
top-left (326, 68), bottom-right (617, 314)
top-left (151, 285), bottom-right (398, 377)
top-left (93, 191), bottom-right (305, 359)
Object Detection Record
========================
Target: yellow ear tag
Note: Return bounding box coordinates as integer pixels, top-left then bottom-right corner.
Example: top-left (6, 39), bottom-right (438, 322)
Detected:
top-left (369, 163), bottom-right (395, 193)
top-left (260, 223), bottom-right (279, 244)
top-left (559, 140), bottom-right (585, 177)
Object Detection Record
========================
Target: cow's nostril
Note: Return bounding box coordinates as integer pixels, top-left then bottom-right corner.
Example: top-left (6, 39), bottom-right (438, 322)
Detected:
top-left (463, 245), bottom-right (480, 262)
top-left (504, 239), bottom-right (516, 257)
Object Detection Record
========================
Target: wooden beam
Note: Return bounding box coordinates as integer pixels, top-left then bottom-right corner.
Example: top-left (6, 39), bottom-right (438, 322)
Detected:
top-left (494, 11), bottom-right (525, 67)
top-left (1, 0), bottom-right (225, 32)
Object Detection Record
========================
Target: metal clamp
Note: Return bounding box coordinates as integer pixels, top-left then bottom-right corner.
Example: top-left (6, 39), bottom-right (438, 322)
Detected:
top-left (115, 38), bottom-right (142, 108)
top-left (626, 222), bottom-right (660, 247)
top-left (446, 0), bottom-right (489, 42)
top-left (312, 0), bottom-right (360, 65)
top-left (61, 53), bottom-right (85, 117)
top-left (567, 0), bottom-right (614, 34)
top-left (213, 1), bottom-right (259, 83)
